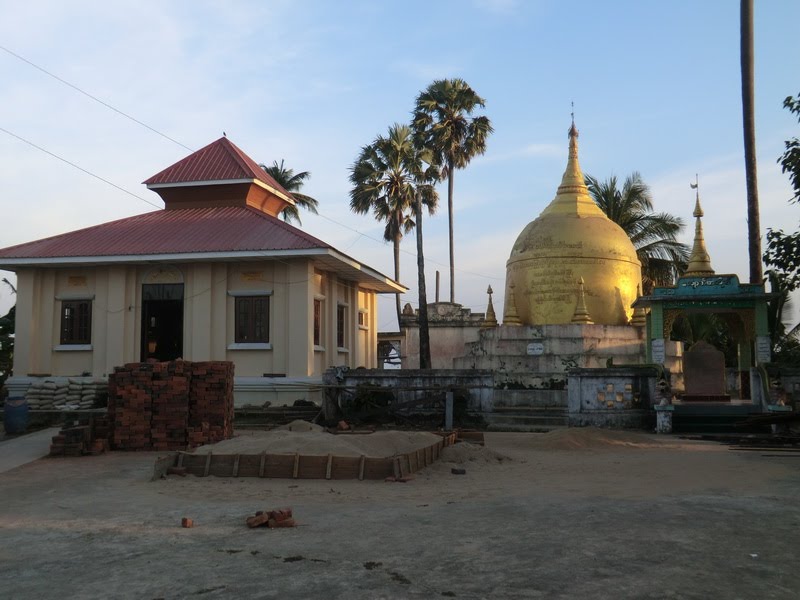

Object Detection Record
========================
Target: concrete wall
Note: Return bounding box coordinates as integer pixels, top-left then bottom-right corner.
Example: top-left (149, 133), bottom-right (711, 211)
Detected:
top-left (323, 368), bottom-right (494, 413)
top-left (453, 323), bottom-right (683, 392)
top-left (400, 302), bottom-right (486, 370)
top-left (567, 366), bottom-right (668, 428)
top-left (9, 260), bottom-right (379, 405)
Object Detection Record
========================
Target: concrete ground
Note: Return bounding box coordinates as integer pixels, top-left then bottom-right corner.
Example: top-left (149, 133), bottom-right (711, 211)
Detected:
top-left (0, 432), bottom-right (798, 599)
top-left (0, 426), bottom-right (59, 474)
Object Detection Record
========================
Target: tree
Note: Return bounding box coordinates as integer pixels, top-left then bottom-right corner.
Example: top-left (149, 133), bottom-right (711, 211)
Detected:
top-left (764, 92), bottom-right (800, 364)
top-left (413, 78), bottom-right (493, 303)
top-left (260, 160), bottom-right (319, 226)
top-left (741, 0), bottom-right (762, 284)
top-left (349, 124), bottom-right (439, 332)
top-left (0, 278), bottom-right (16, 394)
top-left (585, 173), bottom-right (690, 294)
top-left (764, 93), bottom-right (800, 292)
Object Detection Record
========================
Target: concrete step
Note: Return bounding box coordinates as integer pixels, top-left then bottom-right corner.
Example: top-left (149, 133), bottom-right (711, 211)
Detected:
top-left (493, 389), bottom-right (567, 409)
top-left (481, 408), bottom-right (568, 432)
top-left (671, 403), bottom-right (768, 434)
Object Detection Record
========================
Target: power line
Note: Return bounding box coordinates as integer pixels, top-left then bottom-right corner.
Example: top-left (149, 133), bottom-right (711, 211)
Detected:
top-left (0, 44), bottom-right (193, 152)
top-left (0, 126), bottom-right (162, 210)
top-left (2, 43), bottom-right (500, 282)
top-left (313, 211), bottom-right (502, 281)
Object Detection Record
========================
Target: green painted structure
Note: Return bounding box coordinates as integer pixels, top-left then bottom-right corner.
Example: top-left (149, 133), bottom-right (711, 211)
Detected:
top-left (633, 273), bottom-right (773, 398)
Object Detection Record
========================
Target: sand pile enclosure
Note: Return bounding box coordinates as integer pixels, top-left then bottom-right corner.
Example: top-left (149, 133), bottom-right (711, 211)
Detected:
top-left (155, 423), bottom-right (461, 481)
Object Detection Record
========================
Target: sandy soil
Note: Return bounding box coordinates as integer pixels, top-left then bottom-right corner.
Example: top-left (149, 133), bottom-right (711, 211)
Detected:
top-left (192, 426), bottom-right (443, 458)
top-left (1, 428), bottom-right (799, 599)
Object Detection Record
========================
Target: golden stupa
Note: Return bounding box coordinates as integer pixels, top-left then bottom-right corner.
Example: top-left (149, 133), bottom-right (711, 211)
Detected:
top-left (503, 121), bottom-right (642, 326)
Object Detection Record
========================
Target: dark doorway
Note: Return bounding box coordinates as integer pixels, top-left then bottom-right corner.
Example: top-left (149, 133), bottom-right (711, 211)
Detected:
top-left (141, 283), bottom-right (184, 361)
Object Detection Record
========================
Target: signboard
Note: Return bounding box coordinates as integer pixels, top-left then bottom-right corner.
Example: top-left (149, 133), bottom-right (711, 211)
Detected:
top-left (526, 342), bottom-right (544, 356)
top-left (651, 338), bottom-right (665, 364)
top-left (756, 336), bottom-right (771, 364)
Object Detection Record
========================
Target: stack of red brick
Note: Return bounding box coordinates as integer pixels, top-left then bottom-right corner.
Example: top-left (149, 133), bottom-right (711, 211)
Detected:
top-left (108, 360), bottom-right (234, 451)
top-left (49, 415), bottom-right (111, 456)
top-left (187, 361), bottom-right (234, 447)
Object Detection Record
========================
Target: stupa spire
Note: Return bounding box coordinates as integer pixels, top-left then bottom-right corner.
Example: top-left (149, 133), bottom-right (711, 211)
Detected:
top-left (571, 277), bottom-right (594, 324)
top-left (482, 286), bottom-right (498, 328)
top-left (541, 112), bottom-right (606, 218)
top-left (503, 281), bottom-right (522, 326)
top-left (630, 284), bottom-right (647, 327)
top-left (684, 175), bottom-right (715, 277)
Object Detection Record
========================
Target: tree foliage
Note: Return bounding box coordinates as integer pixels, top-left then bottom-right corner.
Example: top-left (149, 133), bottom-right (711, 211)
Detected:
top-left (585, 173), bottom-right (690, 294)
top-left (349, 124), bottom-right (439, 327)
top-left (0, 278), bottom-right (16, 392)
top-left (412, 78), bottom-right (493, 303)
top-left (778, 93), bottom-right (800, 205)
top-left (260, 160), bottom-right (319, 226)
top-left (764, 93), bottom-right (800, 293)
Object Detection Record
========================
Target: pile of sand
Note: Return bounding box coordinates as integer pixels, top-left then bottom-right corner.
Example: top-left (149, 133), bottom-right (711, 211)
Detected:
top-left (521, 427), bottom-right (674, 450)
top-left (277, 419), bottom-right (324, 433)
top-left (440, 443), bottom-right (511, 465)
top-left (191, 427), bottom-right (442, 458)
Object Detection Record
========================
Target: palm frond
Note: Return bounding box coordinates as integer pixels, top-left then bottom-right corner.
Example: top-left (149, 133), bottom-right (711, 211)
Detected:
top-left (260, 159), bottom-right (319, 226)
top-left (586, 172), bottom-right (689, 287)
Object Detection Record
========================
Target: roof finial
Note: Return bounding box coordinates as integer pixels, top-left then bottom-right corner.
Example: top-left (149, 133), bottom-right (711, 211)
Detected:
top-left (630, 284), bottom-right (647, 327)
top-left (684, 174), bottom-right (715, 277)
top-left (569, 101), bottom-right (578, 139)
top-left (571, 277), bottom-right (594, 324)
top-left (482, 285), bottom-right (498, 328)
top-left (503, 281), bottom-right (522, 326)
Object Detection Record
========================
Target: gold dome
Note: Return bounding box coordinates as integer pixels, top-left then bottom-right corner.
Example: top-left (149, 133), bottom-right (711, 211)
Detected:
top-left (503, 122), bottom-right (642, 326)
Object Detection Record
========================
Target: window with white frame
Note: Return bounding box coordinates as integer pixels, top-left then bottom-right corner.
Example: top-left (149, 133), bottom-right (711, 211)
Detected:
top-left (313, 298), bottom-right (323, 347)
top-left (235, 296), bottom-right (270, 343)
top-left (337, 304), bottom-right (347, 349)
top-left (60, 300), bottom-right (92, 345)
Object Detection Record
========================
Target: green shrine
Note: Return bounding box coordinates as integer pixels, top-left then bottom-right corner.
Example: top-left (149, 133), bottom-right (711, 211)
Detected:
top-left (633, 185), bottom-right (773, 402)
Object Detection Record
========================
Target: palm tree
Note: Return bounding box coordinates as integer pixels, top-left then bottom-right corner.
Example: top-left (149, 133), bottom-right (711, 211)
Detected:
top-left (260, 160), bottom-right (319, 226)
top-left (349, 124), bottom-right (438, 334)
top-left (413, 78), bottom-right (493, 303)
top-left (585, 173), bottom-right (690, 294)
top-left (741, 0), bottom-right (762, 284)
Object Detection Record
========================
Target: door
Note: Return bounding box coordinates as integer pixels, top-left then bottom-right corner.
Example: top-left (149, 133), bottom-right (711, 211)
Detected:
top-left (141, 283), bottom-right (184, 361)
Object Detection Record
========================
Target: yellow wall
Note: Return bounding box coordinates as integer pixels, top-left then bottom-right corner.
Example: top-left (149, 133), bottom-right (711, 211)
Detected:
top-left (12, 260), bottom-right (380, 378)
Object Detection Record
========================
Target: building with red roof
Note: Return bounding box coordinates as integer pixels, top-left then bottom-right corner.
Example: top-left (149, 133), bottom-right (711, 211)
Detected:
top-left (0, 137), bottom-right (405, 404)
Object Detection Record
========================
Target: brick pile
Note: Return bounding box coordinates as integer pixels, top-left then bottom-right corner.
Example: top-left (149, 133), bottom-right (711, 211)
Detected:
top-left (108, 360), bottom-right (234, 451)
top-left (49, 415), bottom-right (111, 456)
top-left (187, 362), bottom-right (234, 447)
top-left (150, 361), bottom-right (191, 451)
top-left (109, 363), bottom-right (156, 450)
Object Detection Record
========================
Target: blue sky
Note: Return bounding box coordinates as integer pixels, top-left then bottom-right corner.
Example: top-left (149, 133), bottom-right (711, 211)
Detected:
top-left (1, 0), bottom-right (799, 329)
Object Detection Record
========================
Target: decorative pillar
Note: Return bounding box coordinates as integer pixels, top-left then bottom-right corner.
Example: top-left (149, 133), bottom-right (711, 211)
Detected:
top-left (649, 304), bottom-right (665, 365)
top-left (754, 301), bottom-right (771, 365)
top-left (738, 340), bottom-right (753, 399)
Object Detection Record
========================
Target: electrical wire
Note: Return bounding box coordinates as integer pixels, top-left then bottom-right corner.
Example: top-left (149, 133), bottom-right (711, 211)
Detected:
top-left (2, 45), bottom-right (501, 282)
top-left (0, 44), bottom-right (194, 152)
top-left (0, 126), bottom-right (162, 210)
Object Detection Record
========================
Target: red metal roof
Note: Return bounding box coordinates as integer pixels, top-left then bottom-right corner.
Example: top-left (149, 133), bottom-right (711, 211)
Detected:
top-left (143, 137), bottom-right (293, 198)
top-left (0, 207), bottom-right (331, 259)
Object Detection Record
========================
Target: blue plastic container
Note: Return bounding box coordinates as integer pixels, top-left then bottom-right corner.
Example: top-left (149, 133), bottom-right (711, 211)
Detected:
top-left (3, 397), bottom-right (29, 434)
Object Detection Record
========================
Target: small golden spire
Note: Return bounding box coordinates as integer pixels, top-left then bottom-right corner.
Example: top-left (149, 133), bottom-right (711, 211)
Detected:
top-left (630, 284), bottom-right (647, 327)
top-left (482, 285), bottom-right (498, 328)
top-left (571, 277), bottom-right (594, 324)
top-left (684, 175), bottom-right (715, 277)
top-left (503, 281), bottom-right (522, 326)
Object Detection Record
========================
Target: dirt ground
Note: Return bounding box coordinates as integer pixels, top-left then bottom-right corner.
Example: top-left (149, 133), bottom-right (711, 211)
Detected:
top-left (1, 428), bottom-right (799, 599)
